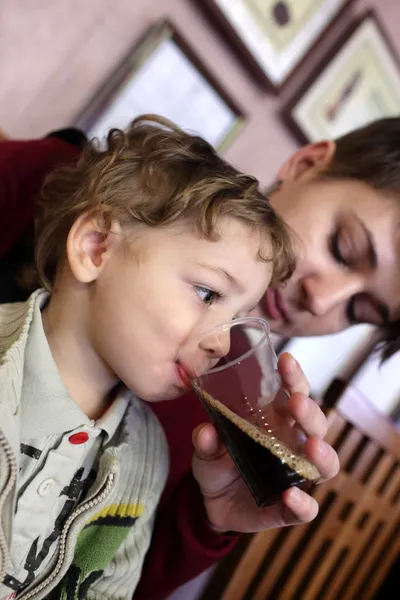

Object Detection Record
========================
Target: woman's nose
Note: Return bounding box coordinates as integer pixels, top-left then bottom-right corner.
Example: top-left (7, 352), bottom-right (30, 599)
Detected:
top-left (301, 272), bottom-right (364, 317)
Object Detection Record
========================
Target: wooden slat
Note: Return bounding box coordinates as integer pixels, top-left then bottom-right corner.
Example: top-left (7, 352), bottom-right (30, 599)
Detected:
top-left (323, 411), bottom-right (347, 447)
top-left (342, 519), bottom-right (400, 599)
top-left (305, 541), bottom-right (350, 600)
top-left (219, 530), bottom-right (281, 600)
top-left (318, 453), bottom-right (398, 598)
top-left (350, 439), bottom-right (380, 480)
top-left (335, 427), bottom-right (363, 464)
top-left (277, 532), bottom-right (337, 599)
top-left (323, 515), bottom-right (384, 600)
top-left (389, 480), bottom-right (400, 505)
top-left (367, 453), bottom-right (397, 493)
top-left (251, 487), bottom-right (335, 600)
top-left (276, 482), bottom-right (357, 598)
top-left (250, 526), bottom-right (313, 600)
top-left (223, 451), bottom-right (398, 600)
top-left (302, 490), bottom-right (364, 599)
top-left (367, 522), bottom-right (400, 599)
top-left (279, 464), bottom-right (383, 600)
top-left (380, 464), bottom-right (400, 501)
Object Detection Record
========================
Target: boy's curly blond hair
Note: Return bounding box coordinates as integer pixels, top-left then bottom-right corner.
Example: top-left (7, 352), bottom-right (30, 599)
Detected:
top-left (35, 114), bottom-right (295, 290)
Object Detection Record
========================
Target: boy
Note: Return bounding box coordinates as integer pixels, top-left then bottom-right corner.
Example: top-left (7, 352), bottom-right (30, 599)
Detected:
top-left (0, 115), bottom-right (295, 599)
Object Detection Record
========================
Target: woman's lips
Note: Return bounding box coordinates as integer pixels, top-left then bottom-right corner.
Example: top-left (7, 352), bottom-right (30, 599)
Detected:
top-left (264, 288), bottom-right (291, 323)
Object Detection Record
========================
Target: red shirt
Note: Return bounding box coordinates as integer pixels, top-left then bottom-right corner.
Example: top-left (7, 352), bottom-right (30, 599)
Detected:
top-left (0, 136), bottom-right (239, 600)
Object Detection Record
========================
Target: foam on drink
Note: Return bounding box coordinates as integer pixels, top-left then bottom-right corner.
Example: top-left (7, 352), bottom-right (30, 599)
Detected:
top-left (193, 381), bottom-right (320, 506)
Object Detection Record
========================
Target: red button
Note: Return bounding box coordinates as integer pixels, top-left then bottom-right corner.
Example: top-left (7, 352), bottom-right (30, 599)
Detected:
top-left (69, 432), bottom-right (89, 445)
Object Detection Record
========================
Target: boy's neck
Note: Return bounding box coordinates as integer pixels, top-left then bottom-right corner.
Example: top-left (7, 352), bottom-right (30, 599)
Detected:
top-left (41, 293), bottom-right (119, 421)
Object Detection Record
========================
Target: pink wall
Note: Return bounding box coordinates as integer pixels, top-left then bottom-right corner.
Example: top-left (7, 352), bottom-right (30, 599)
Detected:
top-left (0, 0), bottom-right (398, 185)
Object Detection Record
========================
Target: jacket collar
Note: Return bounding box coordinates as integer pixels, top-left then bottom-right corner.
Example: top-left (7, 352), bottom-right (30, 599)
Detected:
top-left (0, 291), bottom-right (43, 456)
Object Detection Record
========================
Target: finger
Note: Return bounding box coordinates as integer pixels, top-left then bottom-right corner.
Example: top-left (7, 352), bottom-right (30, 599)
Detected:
top-left (192, 423), bottom-right (227, 460)
top-left (278, 353), bottom-right (310, 396)
top-left (271, 388), bottom-right (296, 427)
top-left (280, 487), bottom-right (319, 525)
top-left (305, 436), bottom-right (340, 482)
top-left (191, 425), bottom-right (240, 495)
top-left (287, 392), bottom-right (328, 438)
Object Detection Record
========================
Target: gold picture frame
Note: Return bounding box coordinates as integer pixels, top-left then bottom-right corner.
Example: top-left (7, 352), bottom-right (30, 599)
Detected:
top-left (200, 0), bottom-right (353, 90)
top-left (284, 11), bottom-right (400, 142)
top-left (74, 20), bottom-right (244, 152)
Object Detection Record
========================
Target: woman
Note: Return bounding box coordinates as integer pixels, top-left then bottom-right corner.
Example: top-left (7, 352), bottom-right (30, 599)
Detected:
top-left (137, 117), bottom-right (400, 600)
top-left (1, 118), bottom-right (399, 600)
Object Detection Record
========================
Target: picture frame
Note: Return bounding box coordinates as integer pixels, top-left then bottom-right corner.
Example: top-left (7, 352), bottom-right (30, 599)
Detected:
top-left (199, 0), bottom-right (354, 90)
top-left (284, 11), bottom-right (400, 143)
top-left (74, 20), bottom-right (244, 152)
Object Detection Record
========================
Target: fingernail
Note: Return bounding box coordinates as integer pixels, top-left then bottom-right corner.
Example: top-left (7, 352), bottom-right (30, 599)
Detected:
top-left (282, 352), bottom-right (294, 364)
top-left (288, 353), bottom-right (300, 370)
top-left (290, 487), bottom-right (302, 506)
top-left (318, 440), bottom-right (329, 457)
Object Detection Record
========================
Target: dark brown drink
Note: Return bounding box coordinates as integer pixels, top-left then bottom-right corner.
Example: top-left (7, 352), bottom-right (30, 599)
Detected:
top-left (193, 383), bottom-right (320, 507)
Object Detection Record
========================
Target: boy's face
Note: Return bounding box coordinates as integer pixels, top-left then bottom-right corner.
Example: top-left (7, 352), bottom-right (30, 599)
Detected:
top-left (257, 146), bottom-right (400, 338)
top-left (87, 217), bottom-right (272, 401)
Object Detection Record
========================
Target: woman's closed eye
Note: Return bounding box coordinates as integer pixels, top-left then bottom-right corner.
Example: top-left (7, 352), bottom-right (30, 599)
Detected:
top-left (347, 294), bottom-right (389, 326)
top-left (195, 285), bottom-right (223, 306)
top-left (330, 216), bottom-right (375, 273)
top-left (330, 227), bottom-right (350, 268)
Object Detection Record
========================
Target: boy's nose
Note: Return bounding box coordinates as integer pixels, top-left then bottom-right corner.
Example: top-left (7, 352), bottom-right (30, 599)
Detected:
top-left (180, 329), bottom-right (232, 378)
top-left (199, 329), bottom-right (231, 360)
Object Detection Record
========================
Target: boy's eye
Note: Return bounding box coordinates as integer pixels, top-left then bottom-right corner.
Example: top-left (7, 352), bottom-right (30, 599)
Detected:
top-left (195, 286), bottom-right (220, 306)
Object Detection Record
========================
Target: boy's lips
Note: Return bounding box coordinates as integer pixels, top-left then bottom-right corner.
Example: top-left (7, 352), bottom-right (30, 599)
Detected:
top-left (176, 362), bottom-right (192, 389)
top-left (264, 288), bottom-right (291, 323)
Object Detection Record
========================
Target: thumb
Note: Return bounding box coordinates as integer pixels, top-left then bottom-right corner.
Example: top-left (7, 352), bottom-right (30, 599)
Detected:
top-left (192, 423), bottom-right (226, 460)
top-left (192, 423), bottom-right (238, 497)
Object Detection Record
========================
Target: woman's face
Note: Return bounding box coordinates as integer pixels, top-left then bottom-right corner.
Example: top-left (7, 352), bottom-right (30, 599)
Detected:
top-left (259, 143), bottom-right (400, 338)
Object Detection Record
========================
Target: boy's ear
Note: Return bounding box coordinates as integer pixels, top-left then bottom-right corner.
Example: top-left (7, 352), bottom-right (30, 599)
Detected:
top-left (278, 140), bottom-right (336, 182)
top-left (66, 211), bottom-right (122, 283)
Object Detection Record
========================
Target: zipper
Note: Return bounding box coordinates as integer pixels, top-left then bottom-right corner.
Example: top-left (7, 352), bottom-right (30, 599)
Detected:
top-left (0, 432), bottom-right (17, 583)
top-left (18, 471), bottom-right (115, 600)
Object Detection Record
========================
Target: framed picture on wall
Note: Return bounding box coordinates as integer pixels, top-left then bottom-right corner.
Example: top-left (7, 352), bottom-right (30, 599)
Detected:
top-left (200, 0), bottom-right (354, 90)
top-left (74, 20), bottom-right (243, 151)
top-left (284, 11), bottom-right (400, 142)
